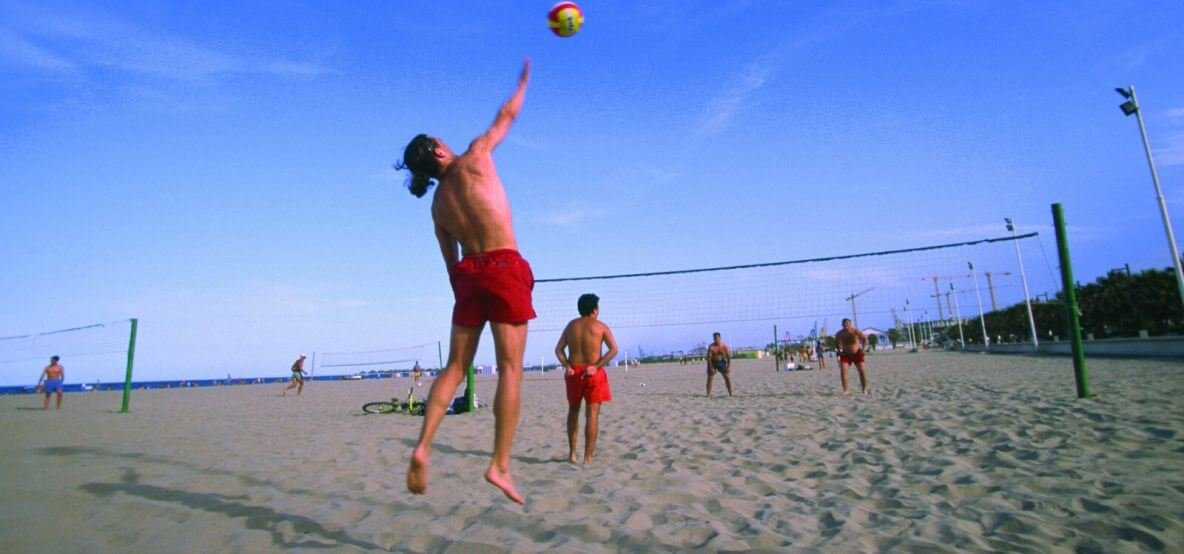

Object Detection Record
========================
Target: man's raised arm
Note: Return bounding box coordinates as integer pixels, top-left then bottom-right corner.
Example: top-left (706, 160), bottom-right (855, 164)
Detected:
top-left (470, 58), bottom-right (531, 154)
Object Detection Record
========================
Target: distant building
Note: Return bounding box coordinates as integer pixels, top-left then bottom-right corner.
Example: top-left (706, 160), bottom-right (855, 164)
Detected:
top-left (861, 327), bottom-right (890, 348)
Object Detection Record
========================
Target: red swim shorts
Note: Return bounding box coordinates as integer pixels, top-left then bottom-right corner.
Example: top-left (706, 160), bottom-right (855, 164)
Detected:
top-left (565, 365), bottom-right (612, 406)
top-left (839, 351), bottom-right (866, 365)
top-left (450, 249), bottom-right (536, 326)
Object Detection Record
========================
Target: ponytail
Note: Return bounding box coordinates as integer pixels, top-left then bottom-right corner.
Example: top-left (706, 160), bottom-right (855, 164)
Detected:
top-left (408, 172), bottom-right (434, 198)
top-left (395, 134), bottom-right (442, 198)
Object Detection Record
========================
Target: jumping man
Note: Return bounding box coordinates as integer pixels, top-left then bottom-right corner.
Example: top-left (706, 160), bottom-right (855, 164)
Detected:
top-left (706, 332), bottom-right (733, 398)
top-left (555, 293), bottom-right (618, 465)
top-left (835, 318), bottom-right (870, 395)
top-left (398, 59), bottom-right (534, 505)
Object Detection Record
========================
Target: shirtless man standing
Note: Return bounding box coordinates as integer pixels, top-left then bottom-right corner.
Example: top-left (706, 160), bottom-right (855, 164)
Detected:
top-left (36, 355), bottom-right (65, 410)
top-left (397, 59), bottom-right (534, 505)
top-left (835, 318), bottom-right (870, 395)
top-left (554, 294), bottom-right (618, 465)
top-left (706, 332), bottom-right (733, 398)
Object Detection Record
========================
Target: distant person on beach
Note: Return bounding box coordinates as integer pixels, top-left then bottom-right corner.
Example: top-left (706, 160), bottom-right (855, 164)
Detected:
top-left (36, 355), bottom-right (65, 410)
top-left (835, 319), bottom-right (869, 395)
top-left (412, 362), bottom-right (422, 386)
top-left (555, 293), bottom-right (618, 465)
top-left (282, 354), bottom-right (308, 396)
top-left (816, 339), bottom-right (827, 369)
top-left (706, 332), bottom-right (733, 398)
top-left (397, 59), bottom-right (534, 505)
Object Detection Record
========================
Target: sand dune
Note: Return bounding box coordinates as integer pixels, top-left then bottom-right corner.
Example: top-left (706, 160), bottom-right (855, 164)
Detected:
top-left (2, 351), bottom-right (1181, 552)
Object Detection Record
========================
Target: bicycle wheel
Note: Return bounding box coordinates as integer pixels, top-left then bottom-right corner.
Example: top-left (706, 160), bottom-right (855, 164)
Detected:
top-left (362, 401), bottom-right (396, 414)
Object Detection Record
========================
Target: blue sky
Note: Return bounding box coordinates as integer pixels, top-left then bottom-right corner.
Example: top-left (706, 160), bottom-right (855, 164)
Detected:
top-left (2, 1), bottom-right (1182, 385)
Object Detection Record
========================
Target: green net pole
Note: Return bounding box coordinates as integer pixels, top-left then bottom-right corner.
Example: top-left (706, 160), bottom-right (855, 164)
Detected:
top-left (120, 318), bottom-right (138, 413)
top-left (1052, 204), bottom-right (1090, 398)
top-left (773, 325), bottom-right (778, 371)
top-left (466, 364), bottom-right (475, 412)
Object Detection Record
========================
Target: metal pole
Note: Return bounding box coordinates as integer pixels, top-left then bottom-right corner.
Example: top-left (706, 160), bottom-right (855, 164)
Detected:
top-left (851, 296), bottom-right (858, 328)
top-left (932, 277), bottom-right (943, 321)
top-left (905, 300), bottom-right (916, 350)
top-left (970, 262), bottom-right (990, 350)
top-left (985, 272), bottom-right (999, 311)
top-left (437, 340), bottom-right (443, 371)
top-left (773, 324), bottom-right (778, 371)
top-left (1052, 203), bottom-right (1090, 398)
top-left (1006, 219), bottom-right (1040, 350)
top-left (120, 318), bottom-right (138, 413)
top-left (951, 283), bottom-right (965, 349)
top-left (466, 364), bottom-right (475, 412)
top-left (1126, 86), bottom-right (1184, 307)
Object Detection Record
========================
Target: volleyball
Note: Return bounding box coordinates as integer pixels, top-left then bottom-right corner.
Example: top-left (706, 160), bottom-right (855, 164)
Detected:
top-left (548, 2), bottom-right (584, 37)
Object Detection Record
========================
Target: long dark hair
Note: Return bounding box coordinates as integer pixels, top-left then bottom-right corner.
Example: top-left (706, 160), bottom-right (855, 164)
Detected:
top-left (394, 134), bottom-right (440, 198)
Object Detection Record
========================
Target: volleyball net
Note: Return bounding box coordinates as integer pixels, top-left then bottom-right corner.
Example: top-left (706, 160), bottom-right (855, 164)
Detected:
top-left (317, 341), bottom-right (442, 375)
top-left (0, 319), bottom-right (138, 395)
top-left (530, 233), bottom-right (1058, 358)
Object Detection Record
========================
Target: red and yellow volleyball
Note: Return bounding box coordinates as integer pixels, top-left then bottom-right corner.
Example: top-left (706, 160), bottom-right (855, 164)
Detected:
top-left (548, 2), bottom-right (584, 37)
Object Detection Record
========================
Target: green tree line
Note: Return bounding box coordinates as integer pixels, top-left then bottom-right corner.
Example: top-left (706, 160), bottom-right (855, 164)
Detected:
top-left (936, 266), bottom-right (1182, 343)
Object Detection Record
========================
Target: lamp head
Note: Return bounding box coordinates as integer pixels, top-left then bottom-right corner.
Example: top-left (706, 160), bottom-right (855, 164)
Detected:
top-left (1115, 87), bottom-right (1132, 99)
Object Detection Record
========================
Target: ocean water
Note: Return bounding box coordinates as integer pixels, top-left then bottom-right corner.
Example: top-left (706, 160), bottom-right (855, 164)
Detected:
top-left (0, 372), bottom-right (420, 395)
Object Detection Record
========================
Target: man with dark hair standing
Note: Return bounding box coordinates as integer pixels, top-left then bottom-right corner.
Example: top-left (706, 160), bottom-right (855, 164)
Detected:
top-left (835, 318), bottom-right (870, 395)
top-left (706, 332), bottom-right (733, 398)
top-left (555, 294), bottom-right (618, 465)
top-left (397, 59), bottom-right (534, 505)
top-left (36, 355), bottom-right (65, 410)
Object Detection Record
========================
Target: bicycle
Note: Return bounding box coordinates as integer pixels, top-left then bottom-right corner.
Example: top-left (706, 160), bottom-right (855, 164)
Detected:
top-left (362, 386), bottom-right (424, 415)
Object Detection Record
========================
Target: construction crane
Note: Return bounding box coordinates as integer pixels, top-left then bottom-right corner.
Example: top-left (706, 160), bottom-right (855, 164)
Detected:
top-left (845, 288), bottom-right (874, 328)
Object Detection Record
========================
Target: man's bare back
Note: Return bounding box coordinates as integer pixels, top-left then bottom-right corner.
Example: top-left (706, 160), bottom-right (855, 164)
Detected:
top-left (558, 317), bottom-right (615, 375)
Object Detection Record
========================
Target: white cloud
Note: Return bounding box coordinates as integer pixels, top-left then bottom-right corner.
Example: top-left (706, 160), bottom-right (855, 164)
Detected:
top-left (690, 59), bottom-right (774, 141)
top-left (4, 10), bottom-right (329, 83)
top-left (542, 208), bottom-right (608, 227)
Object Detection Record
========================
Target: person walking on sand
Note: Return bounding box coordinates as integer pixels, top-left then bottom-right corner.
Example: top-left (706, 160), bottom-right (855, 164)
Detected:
top-left (835, 318), bottom-right (870, 395)
top-left (555, 294), bottom-right (618, 465)
top-left (397, 59), bottom-right (534, 505)
top-left (36, 355), bottom-right (65, 410)
top-left (282, 354), bottom-right (308, 396)
top-left (412, 362), bottom-right (422, 386)
top-left (706, 332), bottom-right (733, 398)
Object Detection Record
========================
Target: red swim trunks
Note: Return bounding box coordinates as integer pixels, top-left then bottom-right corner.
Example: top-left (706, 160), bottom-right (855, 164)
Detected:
top-left (450, 249), bottom-right (536, 326)
top-left (565, 366), bottom-right (612, 406)
top-left (839, 351), bottom-right (866, 365)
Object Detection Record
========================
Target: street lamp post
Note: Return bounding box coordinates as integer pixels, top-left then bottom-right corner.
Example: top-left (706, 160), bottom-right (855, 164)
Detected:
top-left (905, 300), bottom-right (916, 350)
top-left (969, 261), bottom-right (990, 350)
top-left (951, 283), bottom-right (965, 349)
top-left (1006, 218), bottom-right (1040, 351)
top-left (1116, 86), bottom-right (1184, 307)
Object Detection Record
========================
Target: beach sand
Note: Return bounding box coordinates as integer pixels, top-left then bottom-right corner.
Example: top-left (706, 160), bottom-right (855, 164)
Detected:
top-left (1, 351), bottom-right (1181, 552)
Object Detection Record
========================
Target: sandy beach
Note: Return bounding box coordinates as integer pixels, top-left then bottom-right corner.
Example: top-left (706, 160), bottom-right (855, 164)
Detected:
top-left (1, 351), bottom-right (1181, 552)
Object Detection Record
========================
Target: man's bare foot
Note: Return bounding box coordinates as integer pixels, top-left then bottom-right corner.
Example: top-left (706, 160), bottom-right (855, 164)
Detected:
top-left (484, 466), bottom-right (525, 505)
top-left (582, 457), bottom-right (593, 466)
top-left (407, 446), bottom-right (430, 495)
top-left (568, 453), bottom-right (578, 464)
top-left (842, 390), bottom-right (851, 396)
top-left (862, 389), bottom-right (870, 396)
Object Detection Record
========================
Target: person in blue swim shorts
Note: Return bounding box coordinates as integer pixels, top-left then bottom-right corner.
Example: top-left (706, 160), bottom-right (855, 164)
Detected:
top-left (36, 355), bottom-right (65, 410)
